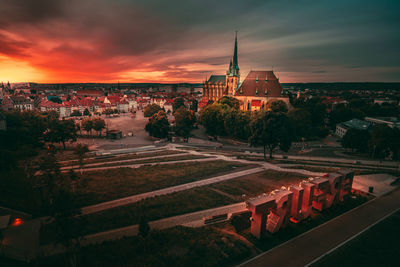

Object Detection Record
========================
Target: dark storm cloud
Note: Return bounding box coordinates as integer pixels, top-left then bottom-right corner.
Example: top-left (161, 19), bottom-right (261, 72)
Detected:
top-left (0, 0), bottom-right (399, 82)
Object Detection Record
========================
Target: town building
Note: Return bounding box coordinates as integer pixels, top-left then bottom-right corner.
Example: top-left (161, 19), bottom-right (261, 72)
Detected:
top-left (335, 118), bottom-right (371, 138)
top-left (365, 117), bottom-right (400, 129)
top-left (200, 33), bottom-right (289, 110)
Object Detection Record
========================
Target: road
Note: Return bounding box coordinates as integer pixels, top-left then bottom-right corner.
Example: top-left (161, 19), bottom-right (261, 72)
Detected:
top-left (239, 188), bottom-right (400, 267)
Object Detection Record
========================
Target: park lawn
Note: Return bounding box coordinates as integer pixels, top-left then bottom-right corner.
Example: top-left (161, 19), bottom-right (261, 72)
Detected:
top-left (41, 169), bottom-right (308, 243)
top-left (38, 226), bottom-right (255, 267)
top-left (73, 160), bottom-right (248, 206)
top-left (91, 154), bottom-right (208, 168)
top-left (210, 170), bottom-right (307, 199)
top-left (59, 149), bottom-right (184, 167)
top-left (311, 210), bottom-right (400, 267)
top-left (40, 186), bottom-right (236, 244)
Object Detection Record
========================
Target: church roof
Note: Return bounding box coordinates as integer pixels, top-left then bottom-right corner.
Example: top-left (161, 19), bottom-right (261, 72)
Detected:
top-left (235, 71), bottom-right (283, 97)
top-left (208, 75), bottom-right (226, 84)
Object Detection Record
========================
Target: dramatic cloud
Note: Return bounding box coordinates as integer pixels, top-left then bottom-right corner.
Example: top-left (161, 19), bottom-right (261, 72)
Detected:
top-left (0, 0), bottom-right (399, 83)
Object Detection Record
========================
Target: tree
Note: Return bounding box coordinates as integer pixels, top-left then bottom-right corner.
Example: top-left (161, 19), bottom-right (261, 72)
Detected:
top-left (223, 109), bottom-right (251, 141)
top-left (330, 105), bottom-right (365, 127)
top-left (341, 128), bottom-right (370, 153)
top-left (266, 100), bottom-right (288, 113)
top-left (83, 108), bottom-right (90, 116)
top-left (46, 119), bottom-right (77, 149)
top-left (92, 117), bottom-right (106, 136)
top-left (82, 118), bottom-right (93, 135)
top-left (190, 99), bottom-right (198, 112)
top-left (217, 96), bottom-right (240, 110)
top-left (172, 97), bottom-right (185, 112)
top-left (249, 111), bottom-right (292, 159)
top-left (174, 106), bottom-right (193, 139)
top-left (145, 111), bottom-right (170, 138)
top-left (144, 104), bottom-right (162, 117)
top-left (74, 143), bottom-right (89, 173)
top-left (199, 104), bottom-right (225, 136)
top-left (368, 125), bottom-right (399, 159)
top-left (287, 108), bottom-right (312, 140)
top-left (35, 152), bottom-right (61, 213)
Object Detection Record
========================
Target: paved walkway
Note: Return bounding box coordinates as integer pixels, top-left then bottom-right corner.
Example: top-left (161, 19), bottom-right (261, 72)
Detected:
top-left (60, 152), bottom-right (190, 170)
top-left (61, 157), bottom-right (218, 173)
top-left (239, 188), bottom-right (400, 267)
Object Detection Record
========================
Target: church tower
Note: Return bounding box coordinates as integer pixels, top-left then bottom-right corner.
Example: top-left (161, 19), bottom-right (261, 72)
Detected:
top-left (226, 31), bottom-right (240, 96)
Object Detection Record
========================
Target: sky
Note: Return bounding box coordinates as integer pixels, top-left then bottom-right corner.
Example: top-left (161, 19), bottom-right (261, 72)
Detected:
top-left (0, 0), bottom-right (399, 83)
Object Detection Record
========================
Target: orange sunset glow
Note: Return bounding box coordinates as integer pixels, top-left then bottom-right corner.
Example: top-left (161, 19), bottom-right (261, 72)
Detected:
top-left (0, 0), bottom-right (399, 83)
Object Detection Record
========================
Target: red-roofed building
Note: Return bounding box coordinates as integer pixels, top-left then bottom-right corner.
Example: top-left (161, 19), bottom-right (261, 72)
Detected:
top-left (201, 33), bottom-right (289, 111)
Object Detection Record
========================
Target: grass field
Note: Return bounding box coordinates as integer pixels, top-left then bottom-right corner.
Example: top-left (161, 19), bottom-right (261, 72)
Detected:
top-left (91, 154), bottom-right (208, 168)
top-left (59, 150), bottom-right (183, 166)
top-left (41, 170), bottom-right (307, 243)
top-left (34, 226), bottom-right (255, 267)
top-left (72, 160), bottom-right (246, 206)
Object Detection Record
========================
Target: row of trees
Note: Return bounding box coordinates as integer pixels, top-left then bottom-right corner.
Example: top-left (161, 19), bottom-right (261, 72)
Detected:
top-left (145, 98), bottom-right (196, 140)
top-left (80, 117), bottom-right (106, 136)
top-left (342, 125), bottom-right (400, 160)
top-left (199, 97), bottom-right (293, 158)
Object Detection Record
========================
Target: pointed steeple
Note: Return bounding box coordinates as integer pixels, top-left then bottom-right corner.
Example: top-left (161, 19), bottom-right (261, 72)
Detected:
top-left (233, 31), bottom-right (239, 71)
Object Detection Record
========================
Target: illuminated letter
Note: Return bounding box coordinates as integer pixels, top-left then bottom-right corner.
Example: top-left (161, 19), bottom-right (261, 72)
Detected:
top-left (289, 186), bottom-right (304, 222)
top-left (300, 182), bottom-right (315, 219)
top-left (246, 196), bottom-right (276, 239)
top-left (325, 172), bottom-right (343, 208)
top-left (311, 177), bottom-right (329, 211)
top-left (338, 169), bottom-right (354, 201)
top-left (266, 190), bottom-right (293, 233)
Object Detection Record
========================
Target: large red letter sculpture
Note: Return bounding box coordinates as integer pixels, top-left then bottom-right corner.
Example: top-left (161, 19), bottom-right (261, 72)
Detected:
top-left (338, 169), bottom-right (354, 201)
top-left (266, 190), bottom-right (293, 233)
top-left (310, 177), bottom-right (330, 211)
top-left (325, 172), bottom-right (343, 208)
top-left (246, 169), bottom-right (354, 239)
top-left (246, 196), bottom-right (276, 239)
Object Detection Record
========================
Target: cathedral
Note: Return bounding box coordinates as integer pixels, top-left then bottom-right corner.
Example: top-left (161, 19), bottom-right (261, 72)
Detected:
top-left (200, 33), bottom-right (289, 111)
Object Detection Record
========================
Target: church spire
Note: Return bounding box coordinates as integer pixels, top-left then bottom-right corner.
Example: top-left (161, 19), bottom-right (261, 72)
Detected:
top-left (233, 31), bottom-right (239, 71)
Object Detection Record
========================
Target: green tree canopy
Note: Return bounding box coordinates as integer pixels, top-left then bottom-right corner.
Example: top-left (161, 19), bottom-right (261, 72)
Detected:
top-left (173, 97), bottom-right (185, 112)
top-left (174, 106), bottom-right (193, 138)
top-left (217, 96), bottom-right (240, 110)
top-left (266, 100), bottom-right (288, 113)
top-left (83, 108), bottom-right (90, 116)
top-left (92, 117), bottom-right (106, 136)
top-left (145, 111), bottom-right (170, 138)
top-left (369, 125), bottom-right (400, 159)
top-left (249, 111), bottom-right (292, 159)
top-left (82, 118), bottom-right (93, 135)
top-left (199, 103), bottom-right (226, 136)
top-left (46, 119), bottom-right (77, 149)
top-left (341, 128), bottom-right (370, 153)
top-left (144, 104), bottom-right (162, 117)
top-left (287, 108), bottom-right (312, 140)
